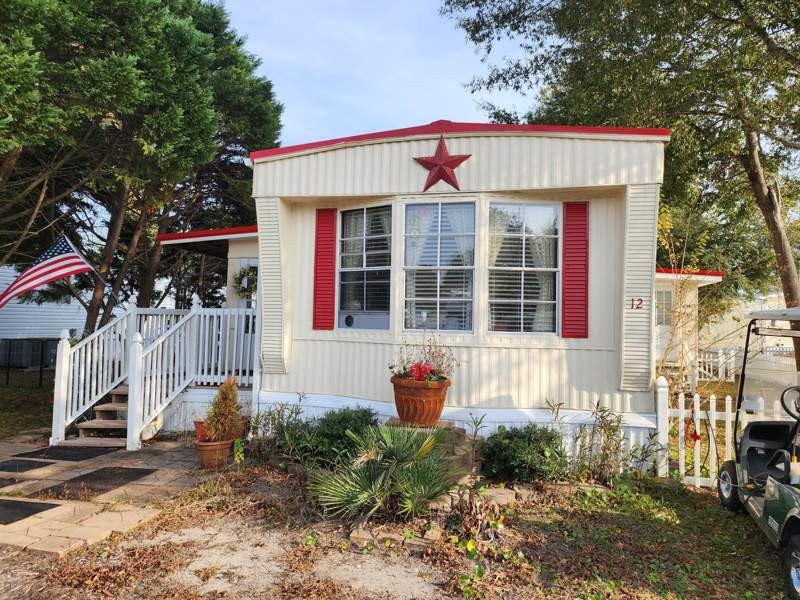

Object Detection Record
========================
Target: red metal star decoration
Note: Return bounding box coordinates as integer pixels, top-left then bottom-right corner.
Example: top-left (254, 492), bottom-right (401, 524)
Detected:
top-left (413, 135), bottom-right (471, 192)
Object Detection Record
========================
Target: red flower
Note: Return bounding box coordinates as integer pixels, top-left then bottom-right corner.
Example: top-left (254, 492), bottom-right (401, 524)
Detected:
top-left (410, 362), bottom-right (434, 381)
top-left (689, 432), bottom-right (701, 442)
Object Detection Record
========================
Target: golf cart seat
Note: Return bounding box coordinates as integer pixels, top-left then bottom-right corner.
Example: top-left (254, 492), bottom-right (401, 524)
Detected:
top-left (741, 421), bottom-right (795, 485)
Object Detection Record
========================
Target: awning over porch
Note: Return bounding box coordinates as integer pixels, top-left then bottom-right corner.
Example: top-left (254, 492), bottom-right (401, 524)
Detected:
top-left (157, 225), bottom-right (258, 258)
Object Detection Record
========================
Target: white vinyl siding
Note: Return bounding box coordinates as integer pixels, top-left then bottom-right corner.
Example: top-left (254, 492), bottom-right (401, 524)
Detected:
top-left (404, 202), bottom-right (475, 331)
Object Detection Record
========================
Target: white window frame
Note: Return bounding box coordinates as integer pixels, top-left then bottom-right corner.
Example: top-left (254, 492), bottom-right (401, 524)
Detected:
top-left (403, 200), bottom-right (476, 333)
top-left (655, 289), bottom-right (672, 327)
top-left (486, 201), bottom-right (561, 336)
top-left (336, 204), bottom-right (392, 330)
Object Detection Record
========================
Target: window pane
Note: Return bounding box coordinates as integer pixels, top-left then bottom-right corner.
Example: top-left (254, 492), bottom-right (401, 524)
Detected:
top-left (365, 236), bottom-right (390, 253)
top-left (365, 281), bottom-right (390, 311)
top-left (489, 303), bottom-right (521, 332)
top-left (441, 203), bottom-right (475, 234)
top-left (405, 236), bottom-right (438, 266)
top-left (405, 300), bottom-right (437, 329)
top-left (490, 204), bottom-right (523, 234)
top-left (439, 301), bottom-right (472, 331)
top-left (341, 209), bottom-right (364, 238)
top-left (341, 254), bottom-right (363, 268)
top-left (489, 270), bottom-right (522, 300)
top-left (525, 237), bottom-right (558, 268)
top-left (365, 252), bottom-right (390, 268)
top-left (406, 270), bottom-right (438, 298)
top-left (523, 272), bottom-right (556, 301)
top-left (440, 235), bottom-right (474, 267)
top-left (440, 270), bottom-right (472, 299)
top-left (365, 206), bottom-right (391, 236)
top-left (523, 303), bottom-right (556, 332)
top-left (341, 238), bottom-right (363, 255)
top-left (340, 282), bottom-right (364, 310)
top-left (524, 205), bottom-right (559, 236)
top-left (341, 271), bottom-right (364, 283)
top-left (405, 204), bottom-right (439, 235)
top-left (490, 236), bottom-right (523, 267)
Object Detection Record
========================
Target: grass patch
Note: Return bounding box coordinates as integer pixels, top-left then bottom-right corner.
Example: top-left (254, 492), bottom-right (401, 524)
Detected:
top-left (0, 369), bottom-right (54, 440)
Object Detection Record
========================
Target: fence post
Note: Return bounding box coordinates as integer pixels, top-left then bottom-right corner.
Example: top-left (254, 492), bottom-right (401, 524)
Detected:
top-left (126, 333), bottom-right (143, 451)
top-left (709, 395), bottom-right (718, 484)
top-left (693, 394), bottom-right (701, 483)
top-left (250, 286), bottom-right (262, 418)
top-left (49, 330), bottom-right (71, 446)
top-left (655, 376), bottom-right (669, 478)
top-left (678, 392), bottom-right (686, 482)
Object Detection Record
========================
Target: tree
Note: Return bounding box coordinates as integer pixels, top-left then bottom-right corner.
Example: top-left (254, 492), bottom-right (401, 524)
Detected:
top-left (0, 1), bottom-right (282, 334)
top-left (442, 0), bottom-right (800, 331)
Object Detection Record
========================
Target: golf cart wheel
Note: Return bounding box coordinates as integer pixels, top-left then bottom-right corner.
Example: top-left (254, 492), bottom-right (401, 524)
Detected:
top-left (785, 535), bottom-right (800, 600)
top-left (718, 460), bottom-right (742, 513)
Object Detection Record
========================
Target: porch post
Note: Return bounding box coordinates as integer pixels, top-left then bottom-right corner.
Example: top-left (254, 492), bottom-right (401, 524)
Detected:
top-left (126, 333), bottom-right (144, 451)
top-left (124, 293), bottom-right (139, 363)
top-left (49, 329), bottom-right (71, 446)
top-left (655, 375), bottom-right (670, 478)
top-left (188, 293), bottom-right (201, 380)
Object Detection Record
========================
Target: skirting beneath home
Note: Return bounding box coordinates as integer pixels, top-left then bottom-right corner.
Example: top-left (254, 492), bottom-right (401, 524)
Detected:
top-left (257, 391), bottom-right (658, 450)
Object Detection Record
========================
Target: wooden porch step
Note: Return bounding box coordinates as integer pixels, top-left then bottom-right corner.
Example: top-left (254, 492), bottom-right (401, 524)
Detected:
top-left (76, 419), bottom-right (127, 430)
top-left (94, 402), bottom-right (128, 413)
top-left (111, 384), bottom-right (129, 395)
top-left (59, 437), bottom-right (127, 448)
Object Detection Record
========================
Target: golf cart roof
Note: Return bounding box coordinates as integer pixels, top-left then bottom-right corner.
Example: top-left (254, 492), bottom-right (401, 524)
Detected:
top-left (748, 308), bottom-right (800, 322)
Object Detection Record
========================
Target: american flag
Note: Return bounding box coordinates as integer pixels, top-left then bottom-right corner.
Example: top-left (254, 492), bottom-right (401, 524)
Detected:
top-left (0, 236), bottom-right (94, 310)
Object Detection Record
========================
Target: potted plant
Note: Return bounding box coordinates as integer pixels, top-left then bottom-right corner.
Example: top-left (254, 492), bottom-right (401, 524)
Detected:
top-left (388, 337), bottom-right (458, 427)
top-left (196, 376), bottom-right (244, 469)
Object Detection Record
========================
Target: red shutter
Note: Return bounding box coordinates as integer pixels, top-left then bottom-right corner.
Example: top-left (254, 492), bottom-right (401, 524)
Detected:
top-left (561, 202), bottom-right (589, 338)
top-left (313, 208), bottom-right (337, 330)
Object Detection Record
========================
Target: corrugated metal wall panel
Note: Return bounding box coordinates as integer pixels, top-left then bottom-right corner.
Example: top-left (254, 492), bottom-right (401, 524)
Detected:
top-left (620, 184), bottom-right (660, 391)
top-left (253, 135), bottom-right (664, 198)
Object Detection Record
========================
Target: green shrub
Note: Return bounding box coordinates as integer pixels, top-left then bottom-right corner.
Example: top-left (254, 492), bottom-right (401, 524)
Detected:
top-left (481, 424), bottom-right (568, 483)
top-left (310, 425), bottom-right (459, 521)
top-left (310, 407), bottom-right (378, 467)
top-left (249, 405), bottom-right (377, 467)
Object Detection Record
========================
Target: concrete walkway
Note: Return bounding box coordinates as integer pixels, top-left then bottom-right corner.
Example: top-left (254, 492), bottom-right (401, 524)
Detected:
top-left (0, 439), bottom-right (208, 556)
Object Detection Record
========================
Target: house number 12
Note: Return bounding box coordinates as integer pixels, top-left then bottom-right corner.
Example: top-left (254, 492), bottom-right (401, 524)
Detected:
top-left (629, 298), bottom-right (644, 309)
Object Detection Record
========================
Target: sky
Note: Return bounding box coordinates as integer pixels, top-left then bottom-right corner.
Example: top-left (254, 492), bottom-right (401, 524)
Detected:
top-left (224, 0), bottom-right (530, 148)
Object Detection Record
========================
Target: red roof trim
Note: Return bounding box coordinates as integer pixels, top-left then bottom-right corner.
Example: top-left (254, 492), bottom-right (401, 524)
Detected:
top-left (157, 225), bottom-right (258, 243)
top-left (250, 120), bottom-right (671, 161)
top-left (655, 267), bottom-right (725, 277)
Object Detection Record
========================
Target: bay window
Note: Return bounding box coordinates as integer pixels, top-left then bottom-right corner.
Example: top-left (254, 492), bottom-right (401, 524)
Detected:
top-left (338, 205), bottom-right (391, 329)
top-left (488, 203), bottom-right (559, 333)
top-left (404, 202), bottom-right (475, 331)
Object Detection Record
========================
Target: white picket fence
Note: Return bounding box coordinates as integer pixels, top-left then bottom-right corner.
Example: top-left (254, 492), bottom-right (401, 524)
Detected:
top-left (697, 345), bottom-right (795, 382)
top-left (654, 376), bottom-right (792, 487)
top-left (51, 295), bottom-right (261, 450)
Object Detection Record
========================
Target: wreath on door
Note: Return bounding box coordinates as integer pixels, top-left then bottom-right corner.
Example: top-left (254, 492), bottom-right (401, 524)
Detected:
top-left (232, 266), bottom-right (258, 299)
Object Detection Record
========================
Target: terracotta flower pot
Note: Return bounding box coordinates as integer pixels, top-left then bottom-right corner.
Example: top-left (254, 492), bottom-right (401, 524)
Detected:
top-left (196, 439), bottom-right (233, 469)
top-left (391, 375), bottom-right (450, 427)
top-left (195, 417), bottom-right (249, 442)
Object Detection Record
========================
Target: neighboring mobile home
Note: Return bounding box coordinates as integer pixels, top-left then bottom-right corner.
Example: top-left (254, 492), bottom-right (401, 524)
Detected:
top-left (48, 120), bottom-right (671, 449)
top-left (0, 266), bottom-right (87, 369)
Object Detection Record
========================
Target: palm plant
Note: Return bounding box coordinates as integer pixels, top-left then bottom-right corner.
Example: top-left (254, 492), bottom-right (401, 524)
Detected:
top-left (310, 425), bottom-right (459, 521)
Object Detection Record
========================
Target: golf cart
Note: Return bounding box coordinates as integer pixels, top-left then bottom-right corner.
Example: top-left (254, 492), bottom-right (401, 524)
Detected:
top-left (716, 308), bottom-right (800, 598)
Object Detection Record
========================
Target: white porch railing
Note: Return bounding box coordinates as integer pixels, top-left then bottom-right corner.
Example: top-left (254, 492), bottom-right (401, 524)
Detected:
top-left (196, 308), bottom-right (258, 386)
top-left (50, 295), bottom-right (261, 449)
top-left (654, 376), bottom-right (792, 488)
top-left (697, 348), bottom-right (740, 382)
